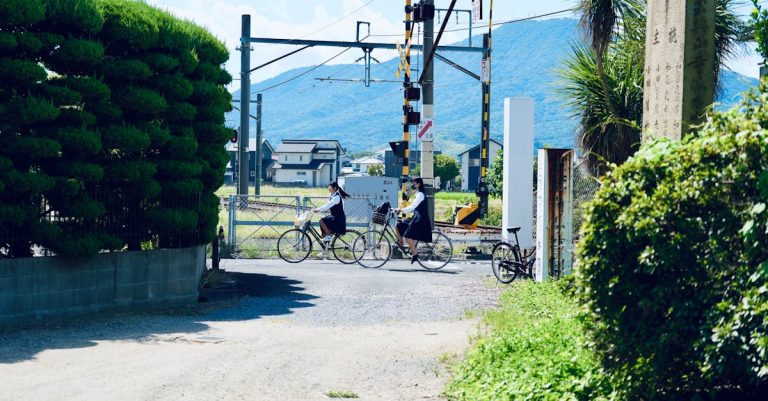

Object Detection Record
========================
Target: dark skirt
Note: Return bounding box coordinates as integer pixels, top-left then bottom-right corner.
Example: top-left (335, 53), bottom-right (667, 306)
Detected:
top-left (321, 215), bottom-right (346, 235)
top-left (397, 211), bottom-right (432, 242)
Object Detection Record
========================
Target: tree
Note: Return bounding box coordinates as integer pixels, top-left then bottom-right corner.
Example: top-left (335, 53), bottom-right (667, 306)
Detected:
top-left (0, 0), bottom-right (231, 258)
top-left (367, 163), bottom-right (384, 176)
top-left (564, 0), bottom-right (746, 175)
top-left (487, 149), bottom-right (504, 198)
top-left (434, 154), bottom-right (459, 189)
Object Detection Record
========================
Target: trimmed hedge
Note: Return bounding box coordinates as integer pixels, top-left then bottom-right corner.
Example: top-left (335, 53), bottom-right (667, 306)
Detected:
top-left (0, 0), bottom-right (231, 257)
top-left (576, 81), bottom-right (768, 399)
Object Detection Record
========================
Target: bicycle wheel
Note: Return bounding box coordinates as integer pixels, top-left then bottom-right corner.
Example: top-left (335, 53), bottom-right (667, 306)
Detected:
top-left (277, 229), bottom-right (312, 263)
top-left (332, 229), bottom-right (361, 264)
top-left (492, 242), bottom-right (520, 284)
top-left (353, 230), bottom-right (391, 268)
top-left (416, 231), bottom-right (453, 270)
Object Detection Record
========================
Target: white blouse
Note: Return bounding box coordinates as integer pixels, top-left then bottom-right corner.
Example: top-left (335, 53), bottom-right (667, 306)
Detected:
top-left (402, 191), bottom-right (425, 214)
top-left (316, 192), bottom-right (341, 212)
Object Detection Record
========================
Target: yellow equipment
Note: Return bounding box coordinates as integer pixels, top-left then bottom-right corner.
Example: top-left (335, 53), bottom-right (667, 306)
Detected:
top-left (453, 203), bottom-right (480, 229)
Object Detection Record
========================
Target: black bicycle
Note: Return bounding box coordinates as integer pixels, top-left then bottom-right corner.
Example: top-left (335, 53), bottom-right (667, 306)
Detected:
top-left (491, 227), bottom-right (536, 284)
top-left (277, 211), bottom-right (361, 264)
top-left (352, 209), bottom-right (453, 270)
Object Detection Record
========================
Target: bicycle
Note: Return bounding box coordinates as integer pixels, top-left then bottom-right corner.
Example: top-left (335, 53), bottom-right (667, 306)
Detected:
top-left (277, 211), bottom-right (362, 264)
top-left (491, 226), bottom-right (536, 284)
top-left (352, 209), bottom-right (453, 270)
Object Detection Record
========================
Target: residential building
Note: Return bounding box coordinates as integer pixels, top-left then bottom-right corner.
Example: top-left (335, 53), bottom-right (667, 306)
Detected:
top-left (225, 139), bottom-right (274, 185)
top-left (459, 139), bottom-right (502, 191)
top-left (350, 155), bottom-right (384, 174)
top-left (271, 139), bottom-right (345, 186)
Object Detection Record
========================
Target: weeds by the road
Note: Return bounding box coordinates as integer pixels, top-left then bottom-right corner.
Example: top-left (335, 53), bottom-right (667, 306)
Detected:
top-left (445, 280), bottom-right (614, 401)
top-left (324, 390), bottom-right (359, 398)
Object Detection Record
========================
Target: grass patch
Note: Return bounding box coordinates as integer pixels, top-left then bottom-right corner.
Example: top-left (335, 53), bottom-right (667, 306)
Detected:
top-left (324, 390), bottom-right (359, 398)
top-left (445, 280), bottom-right (615, 401)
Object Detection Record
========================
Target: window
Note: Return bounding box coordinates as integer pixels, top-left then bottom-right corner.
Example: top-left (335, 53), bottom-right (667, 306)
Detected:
top-left (250, 171), bottom-right (255, 177)
top-left (297, 172), bottom-right (307, 176)
top-left (299, 155), bottom-right (303, 161)
top-left (470, 158), bottom-right (481, 167)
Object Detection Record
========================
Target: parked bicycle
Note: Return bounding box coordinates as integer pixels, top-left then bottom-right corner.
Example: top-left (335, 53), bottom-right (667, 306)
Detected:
top-left (491, 227), bottom-right (536, 284)
top-left (352, 209), bottom-right (453, 270)
top-left (277, 211), bottom-right (361, 264)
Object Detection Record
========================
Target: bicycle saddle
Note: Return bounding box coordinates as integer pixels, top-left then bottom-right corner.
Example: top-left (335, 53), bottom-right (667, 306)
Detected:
top-left (506, 226), bottom-right (521, 233)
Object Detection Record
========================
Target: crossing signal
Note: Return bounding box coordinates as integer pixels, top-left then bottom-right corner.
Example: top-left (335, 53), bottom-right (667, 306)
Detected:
top-left (389, 140), bottom-right (407, 158)
top-left (230, 129), bottom-right (239, 144)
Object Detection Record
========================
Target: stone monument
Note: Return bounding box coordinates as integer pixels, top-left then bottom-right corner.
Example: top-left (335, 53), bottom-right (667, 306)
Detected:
top-left (643, 0), bottom-right (716, 140)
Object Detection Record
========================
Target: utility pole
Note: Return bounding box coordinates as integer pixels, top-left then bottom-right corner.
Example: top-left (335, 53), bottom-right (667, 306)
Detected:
top-left (238, 15), bottom-right (251, 196)
top-left (476, 0), bottom-right (493, 217)
top-left (254, 93), bottom-right (262, 195)
top-left (421, 0), bottom-right (436, 222)
top-left (401, 0), bottom-right (414, 206)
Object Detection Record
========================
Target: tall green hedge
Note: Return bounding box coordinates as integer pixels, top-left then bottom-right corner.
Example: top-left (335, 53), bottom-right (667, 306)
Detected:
top-left (0, 0), bottom-right (231, 258)
top-left (576, 81), bottom-right (768, 399)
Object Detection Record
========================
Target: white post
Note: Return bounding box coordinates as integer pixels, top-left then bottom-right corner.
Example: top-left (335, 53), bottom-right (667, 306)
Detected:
top-left (535, 149), bottom-right (549, 282)
top-left (502, 98), bottom-right (535, 248)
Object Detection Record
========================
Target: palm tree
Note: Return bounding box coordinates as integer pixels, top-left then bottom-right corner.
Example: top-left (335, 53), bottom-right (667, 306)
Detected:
top-left (564, 0), bottom-right (745, 175)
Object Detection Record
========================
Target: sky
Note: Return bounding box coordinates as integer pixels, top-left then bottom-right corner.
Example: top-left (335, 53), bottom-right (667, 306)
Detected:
top-left (145, 0), bottom-right (764, 88)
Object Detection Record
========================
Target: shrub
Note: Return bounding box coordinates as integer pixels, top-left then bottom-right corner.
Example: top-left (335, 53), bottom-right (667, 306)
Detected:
top-left (446, 281), bottom-right (615, 401)
top-left (576, 81), bottom-right (768, 398)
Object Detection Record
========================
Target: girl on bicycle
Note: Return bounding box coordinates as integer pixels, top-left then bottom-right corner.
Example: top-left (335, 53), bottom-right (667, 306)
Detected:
top-left (313, 181), bottom-right (350, 242)
top-left (395, 177), bottom-right (432, 264)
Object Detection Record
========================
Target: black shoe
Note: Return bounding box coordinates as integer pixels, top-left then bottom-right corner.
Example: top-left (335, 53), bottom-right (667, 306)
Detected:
top-left (410, 255), bottom-right (419, 264)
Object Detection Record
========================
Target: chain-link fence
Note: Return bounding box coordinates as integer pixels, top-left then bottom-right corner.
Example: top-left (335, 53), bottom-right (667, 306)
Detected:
top-left (572, 159), bottom-right (601, 238)
top-left (224, 194), bottom-right (374, 259)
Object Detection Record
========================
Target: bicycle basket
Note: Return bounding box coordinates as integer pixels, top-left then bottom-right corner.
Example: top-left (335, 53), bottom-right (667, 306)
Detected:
top-left (372, 211), bottom-right (388, 225)
top-left (295, 212), bottom-right (311, 227)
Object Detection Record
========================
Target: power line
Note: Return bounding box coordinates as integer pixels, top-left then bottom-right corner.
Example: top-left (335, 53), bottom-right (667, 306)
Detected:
top-left (369, 8), bottom-right (576, 38)
top-left (251, 47), bottom-right (353, 94)
top-left (274, 0), bottom-right (378, 46)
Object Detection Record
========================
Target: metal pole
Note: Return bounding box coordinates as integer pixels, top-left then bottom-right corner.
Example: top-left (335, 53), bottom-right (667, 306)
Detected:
top-left (255, 93), bottom-right (262, 195)
top-left (421, 0), bottom-right (435, 223)
top-left (401, 0), bottom-right (413, 206)
top-left (238, 15), bottom-right (251, 196)
top-left (477, 0), bottom-right (493, 217)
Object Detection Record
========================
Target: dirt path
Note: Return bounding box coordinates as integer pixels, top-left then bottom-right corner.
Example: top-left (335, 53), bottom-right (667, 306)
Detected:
top-left (0, 259), bottom-right (500, 401)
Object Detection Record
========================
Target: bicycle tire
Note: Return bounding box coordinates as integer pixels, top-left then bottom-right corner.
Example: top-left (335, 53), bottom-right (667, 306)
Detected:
top-left (353, 230), bottom-right (391, 268)
top-left (332, 229), bottom-right (362, 264)
top-left (492, 242), bottom-right (520, 284)
top-left (277, 229), bottom-right (312, 263)
top-left (416, 231), bottom-right (453, 271)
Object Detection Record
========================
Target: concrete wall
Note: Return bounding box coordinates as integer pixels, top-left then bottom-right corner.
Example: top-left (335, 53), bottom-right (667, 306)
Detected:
top-left (0, 246), bottom-right (205, 326)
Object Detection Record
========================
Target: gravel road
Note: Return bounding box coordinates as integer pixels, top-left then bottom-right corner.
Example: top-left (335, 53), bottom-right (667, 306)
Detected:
top-left (0, 258), bottom-right (502, 401)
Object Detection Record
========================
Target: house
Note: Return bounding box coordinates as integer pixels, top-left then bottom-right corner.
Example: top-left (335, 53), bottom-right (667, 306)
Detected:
top-left (459, 139), bottom-right (503, 191)
top-left (350, 155), bottom-right (384, 174)
top-left (225, 139), bottom-right (275, 185)
top-left (271, 139), bottom-right (345, 186)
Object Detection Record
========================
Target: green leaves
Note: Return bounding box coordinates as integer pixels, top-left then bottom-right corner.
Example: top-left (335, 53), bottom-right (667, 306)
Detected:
top-left (0, 0), bottom-right (230, 257)
top-left (576, 79), bottom-right (768, 398)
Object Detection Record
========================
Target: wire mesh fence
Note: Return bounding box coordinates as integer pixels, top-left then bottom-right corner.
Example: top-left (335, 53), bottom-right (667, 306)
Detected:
top-left (223, 194), bottom-right (374, 259)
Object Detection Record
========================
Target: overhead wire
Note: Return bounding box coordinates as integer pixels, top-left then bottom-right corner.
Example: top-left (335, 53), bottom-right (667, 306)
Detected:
top-left (368, 7), bottom-right (576, 38)
top-left (269, 0), bottom-right (379, 46)
top-left (251, 47), bottom-right (353, 94)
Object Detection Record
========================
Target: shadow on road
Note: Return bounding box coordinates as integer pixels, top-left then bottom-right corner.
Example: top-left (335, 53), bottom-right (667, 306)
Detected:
top-left (0, 272), bottom-right (318, 364)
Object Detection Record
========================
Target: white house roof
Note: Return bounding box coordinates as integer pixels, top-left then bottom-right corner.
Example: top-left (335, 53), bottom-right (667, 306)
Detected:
top-left (275, 142), bottom-right (316, 153)
top-left (351, 156), bottom-right (383, 165)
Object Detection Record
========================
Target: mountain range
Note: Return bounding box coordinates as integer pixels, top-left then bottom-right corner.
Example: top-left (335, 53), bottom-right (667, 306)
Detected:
top-left (229, 18), bottom-right (759, 156)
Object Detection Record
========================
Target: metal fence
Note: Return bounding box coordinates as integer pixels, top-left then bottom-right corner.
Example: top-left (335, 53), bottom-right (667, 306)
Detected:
top-left (225, 194), bottom-right (374, 259)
